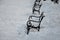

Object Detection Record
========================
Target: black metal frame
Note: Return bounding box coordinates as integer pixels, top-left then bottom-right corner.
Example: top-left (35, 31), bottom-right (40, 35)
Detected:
top-left (27, 12), bottom-right (45, 34)
top-left (26, 0), bottom-right (45, 35)
top-left (32, 0), bottom-right (42, 14)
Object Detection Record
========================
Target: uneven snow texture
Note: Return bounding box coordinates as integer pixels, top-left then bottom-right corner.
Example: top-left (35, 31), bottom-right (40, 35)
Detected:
top-left (0, 0), bottom-right (60, 40)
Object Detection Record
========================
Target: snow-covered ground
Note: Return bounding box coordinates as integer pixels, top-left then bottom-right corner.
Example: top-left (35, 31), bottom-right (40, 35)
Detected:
top-left (0, 0), bottom-right (60, 40)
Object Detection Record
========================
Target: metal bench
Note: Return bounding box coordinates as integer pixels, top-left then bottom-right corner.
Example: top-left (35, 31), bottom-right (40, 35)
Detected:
top-left (26, 12), bottom-right (45, 34)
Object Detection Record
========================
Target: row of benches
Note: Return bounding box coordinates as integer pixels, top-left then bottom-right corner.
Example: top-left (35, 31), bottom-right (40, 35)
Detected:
top-left (26, 0), bottom-right (45, 34)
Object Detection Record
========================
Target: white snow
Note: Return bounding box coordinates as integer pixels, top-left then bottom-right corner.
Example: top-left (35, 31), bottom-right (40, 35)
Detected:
top-left (0, 0), bottom-right (60, 40)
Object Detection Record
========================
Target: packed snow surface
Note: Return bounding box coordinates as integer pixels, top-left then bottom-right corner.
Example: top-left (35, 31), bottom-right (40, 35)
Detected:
top-left (0, 0), bottom-right (60, 40)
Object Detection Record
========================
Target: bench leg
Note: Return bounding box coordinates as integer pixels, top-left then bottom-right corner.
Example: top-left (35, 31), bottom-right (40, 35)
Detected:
top-left (27, 27), bottom-right (30, 34)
